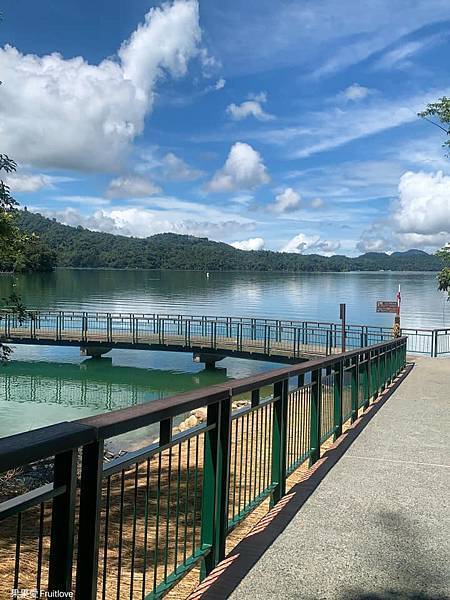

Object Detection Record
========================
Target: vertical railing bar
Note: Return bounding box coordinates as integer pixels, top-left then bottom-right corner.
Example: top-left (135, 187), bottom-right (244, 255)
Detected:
top-left (116, 469), bottom-right (125, 600)
top-left (183, 438), bottom-right (191, 565)
top-left (14, 512), bottom-right (21, 590)
top-left (141, 458), bottom-right (151, 598)
top-left (173, 442), bottom-right (182, 573)
top-left (48, 448), bottom-right (77, 593)
top-left (75, 439), bottom-right (104, 600)
top-left (36, 502), bottom-right (45, 594)
top-left (192, 434), bottom-right (200, 557)
top-left (163, 446), bottom-right (173, 584)
top-left (101, 476), bottom-right (111, 600)
top-left (129, 462), bottom-right (139, 599)
top-left (153, 452), bottom-right (163, 593)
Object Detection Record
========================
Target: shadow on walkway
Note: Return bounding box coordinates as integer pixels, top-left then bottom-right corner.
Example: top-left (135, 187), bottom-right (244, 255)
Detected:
top-left (189, 364), bottom-right (416, 600)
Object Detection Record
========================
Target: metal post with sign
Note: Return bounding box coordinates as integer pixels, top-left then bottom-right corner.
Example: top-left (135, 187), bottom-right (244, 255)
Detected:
top-left (340, 303), bottom-right (346, 352)
top-left (376, 285), bottom-right (401, 337)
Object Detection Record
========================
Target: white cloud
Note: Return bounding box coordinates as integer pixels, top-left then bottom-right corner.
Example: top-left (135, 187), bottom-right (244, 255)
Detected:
top-left (293, 89), bottom-right (449, 158)
top-left (41, 205), bottom-right (253, 240)
top-left (106, 176), bottom-right (161, 198)
top-left (356, 236), bottom-right (392, 253)
top-left (231, 237), bottom-right (265, 251)
top-left (269, 188), bottom-right (301, 213)
top-left (5, 173), bottom-right (77, 193)
top-left (0, 0), bottom-right (204, 171)
top-left (210, 0), bottom-right (450, 77)
top-left (38, 192), bottom-right (255, 241)
top-left (54, 195), bottom-right (111, 206)
top-left (310, 197), bottom-right (324, 209)
top-left (394, 170), bottom-right (450, 237)
top-left (226, 99), bottom-right (274, 122)
top-left (6, 173), bottom-right (53, 193)
top-left (374, 34), bottom-right (446, 70)
top-left (342, 83), bottom-right (372, 101)
top-left (161, 153), bottom-right (203, 181)
top-left (214, 78), bottom-right (226, 90)
top-left (207, 142), bottom-right (270, 192)
top-left (357, 169), bottom-right (450, 252)
top-left (281, 233), bottom-right (340, 255)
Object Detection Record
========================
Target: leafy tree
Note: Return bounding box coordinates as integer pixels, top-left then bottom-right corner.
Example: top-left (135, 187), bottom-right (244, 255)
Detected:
top-left (0, 155), bottom-right (26, 362)
top-left (418, 97), bottom-right (450, 154)
top-left (436, 246), bottom-right (450, 300)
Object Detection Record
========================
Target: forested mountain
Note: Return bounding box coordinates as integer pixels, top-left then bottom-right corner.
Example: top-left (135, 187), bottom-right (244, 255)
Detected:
top-left (15, 211), bottom-right (443, 272)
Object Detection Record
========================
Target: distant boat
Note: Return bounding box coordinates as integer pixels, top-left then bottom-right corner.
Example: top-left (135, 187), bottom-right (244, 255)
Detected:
top-left (206, 272), bottom-right (210, 278)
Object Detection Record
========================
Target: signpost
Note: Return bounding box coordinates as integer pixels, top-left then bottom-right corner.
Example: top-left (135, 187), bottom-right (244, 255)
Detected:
top-left (340, 303), bottom-right (346, 352)
top-left (376, 301), bottom-right (397, 313)
top-left (376, 285), bottom-right (401, 336)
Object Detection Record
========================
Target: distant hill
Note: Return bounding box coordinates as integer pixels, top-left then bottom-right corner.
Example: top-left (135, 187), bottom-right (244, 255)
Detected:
top-left (15, 210), bottom-right (443, 272)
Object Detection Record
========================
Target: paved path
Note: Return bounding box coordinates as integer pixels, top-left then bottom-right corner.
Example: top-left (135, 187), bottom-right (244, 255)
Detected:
top-left (194, 357), bottom-right (450, 600)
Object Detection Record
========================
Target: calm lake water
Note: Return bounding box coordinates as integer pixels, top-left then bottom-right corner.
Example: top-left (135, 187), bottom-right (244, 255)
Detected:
top-left (1, 269), bottom-right (448, 442)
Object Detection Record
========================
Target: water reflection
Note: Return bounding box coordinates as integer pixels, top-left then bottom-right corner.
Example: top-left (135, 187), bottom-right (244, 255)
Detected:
top-left (0, 357), bottom-right (230, 439)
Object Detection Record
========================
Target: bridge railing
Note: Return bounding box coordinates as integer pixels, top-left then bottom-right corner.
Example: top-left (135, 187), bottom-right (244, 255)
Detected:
top-left (0, 337), bottom-right (407, 599)
top-left (1, 310), bottom-right (449, 356)
top-left (0, 310), bottom-right (392, 359)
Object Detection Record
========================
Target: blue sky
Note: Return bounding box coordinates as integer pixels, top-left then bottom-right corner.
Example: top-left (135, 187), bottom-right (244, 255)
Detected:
top-left (1, 0), bottom-right (450, 255)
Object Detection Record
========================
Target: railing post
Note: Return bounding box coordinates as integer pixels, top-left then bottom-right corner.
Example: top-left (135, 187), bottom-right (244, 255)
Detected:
top-left (351, 356), bottom-right (359, 423)
top-left (271, 378), bottom-right (288, 505)
top-left (309, 369), bottom-right (322, 465)
top-left (200, 394), bottom-right (231, 576)
top-left (363, 352), bottom-right (370, 410)
top-left (432, 330), bottom-right (438, 357)
top-left (333, 362), bottom-right (343, 440)
top-left (75, 440), bottom-right (104, 600)
top-left (48, 448), bottom-right (78, 592)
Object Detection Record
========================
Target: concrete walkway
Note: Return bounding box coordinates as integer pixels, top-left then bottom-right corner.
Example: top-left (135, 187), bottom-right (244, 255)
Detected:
top-left (193, 358), bottom-right (450, 600)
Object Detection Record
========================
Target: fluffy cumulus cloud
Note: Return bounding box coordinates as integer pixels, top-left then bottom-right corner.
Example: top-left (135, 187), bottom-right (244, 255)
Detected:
top-left (394, 171), bottom-right (450, 240)
top-left (106, 176), bottom-right (161, 198)
top-left (0, 0), bottom-right (203, 171)
top-left (161, 153), bottom-right (203, 181)
top-left (39, 194), bottom-right (255, 240)
top-left (269, 188), bottom-right (301, 213)
top-left (281, 233), bottom-right (340, 255)
top-left (207, 142), bottom-right (270, 192)
top-left (226, 92), bottom-right (274, 121)
top-left (357, 170), bottom-right (450, 252)
top-left (231, 237), bottom-right (265, 251)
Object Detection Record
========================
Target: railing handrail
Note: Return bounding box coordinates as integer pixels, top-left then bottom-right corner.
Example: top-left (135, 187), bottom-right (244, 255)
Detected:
top-left (1, 308), bottom-right (448, 334)
top-left (0, 421), bottom-right (97, 473)
top-left (0, 337), bottom-right (407, 467)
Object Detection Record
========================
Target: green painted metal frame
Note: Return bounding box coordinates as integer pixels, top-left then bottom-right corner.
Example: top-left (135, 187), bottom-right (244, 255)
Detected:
top-left (0, 336), bottom-right (407, 599)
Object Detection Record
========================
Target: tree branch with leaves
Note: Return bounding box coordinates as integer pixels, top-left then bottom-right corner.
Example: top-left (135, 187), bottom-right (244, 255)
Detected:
top-left (418, 96), bottom-right (450, 154)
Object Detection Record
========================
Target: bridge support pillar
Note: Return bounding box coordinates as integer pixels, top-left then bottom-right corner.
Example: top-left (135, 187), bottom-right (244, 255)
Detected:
top-left (193, 352), bottom-right (225, 369)
top-left (80, 345), bottom-right (113, 358)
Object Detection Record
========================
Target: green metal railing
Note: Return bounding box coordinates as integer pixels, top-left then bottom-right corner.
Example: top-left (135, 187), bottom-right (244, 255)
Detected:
top-left (0, 337), bottom-right (407, 599)
top-left (1, 309), bottom-right (448, 357)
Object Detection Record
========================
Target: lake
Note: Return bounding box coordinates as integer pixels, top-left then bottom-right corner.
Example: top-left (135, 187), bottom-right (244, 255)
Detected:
top-left (1, 269), bottom-right (448, 442)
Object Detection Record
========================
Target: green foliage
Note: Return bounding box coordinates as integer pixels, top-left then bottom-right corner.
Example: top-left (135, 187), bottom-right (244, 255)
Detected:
top-left (0, 158), bottom-right (56, 273)
top-left (418, 96), bottom-right (450, 153)
top-left (436, 248), bottom-right (450, 298)
top-left (16, 211), bottom-right (444, 273)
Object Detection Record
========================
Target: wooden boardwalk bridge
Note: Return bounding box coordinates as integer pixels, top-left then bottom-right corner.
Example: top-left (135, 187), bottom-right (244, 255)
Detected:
top-left (2, 310), bottom-right (449, 364)
top-left (1, 310), bottom-right (397, 365)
